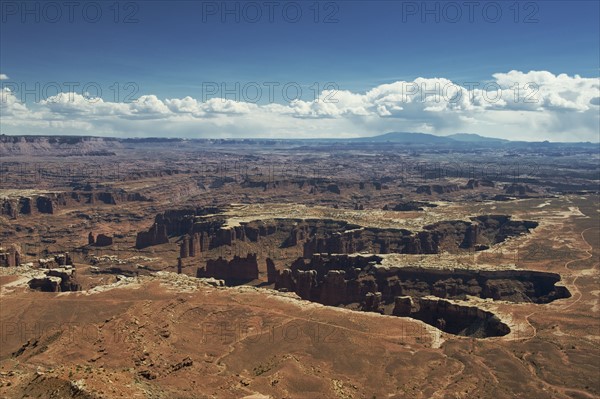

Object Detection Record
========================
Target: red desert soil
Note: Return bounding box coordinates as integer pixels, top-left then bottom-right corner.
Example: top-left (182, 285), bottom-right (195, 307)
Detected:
top-left (0, 138), bottom-right (598, 398)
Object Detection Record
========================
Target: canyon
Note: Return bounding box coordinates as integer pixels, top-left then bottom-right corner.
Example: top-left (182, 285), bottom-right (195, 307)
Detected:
top-left (0, 136), bottom-right (597, 399)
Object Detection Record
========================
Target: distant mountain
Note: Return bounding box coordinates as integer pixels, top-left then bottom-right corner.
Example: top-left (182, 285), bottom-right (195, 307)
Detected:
top-left (0, 135), bottom-right (121, 156)
top-left (347, 132), bottom-right (598, 150)
top-left (352, 132), bottom-right (456, 144)
top-left (446, 133), bottom-right (509, 143)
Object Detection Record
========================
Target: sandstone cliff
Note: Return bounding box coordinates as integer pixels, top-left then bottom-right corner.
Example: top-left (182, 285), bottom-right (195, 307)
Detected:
top-left (197, 254), bottom-right (259, 283)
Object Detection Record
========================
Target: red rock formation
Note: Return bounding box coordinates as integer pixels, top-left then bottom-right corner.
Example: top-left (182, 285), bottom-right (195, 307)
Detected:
top-left (136, 223), bottom-right (169, 249)
top-left (464, 179), bottom-right (495, 189)
top-left (416, 184), bottom-right (460, 195)
top-left (505, 183), bottom-right (537, 196)
top-left (38, 253), bottom-right (73, 269)
top-left (297, 216), bottom-right (537, 256)
top-left (135, 210), bottom-right (288, 255)
top-left (295, 270), bottom-right (317, 300)
top-left (180, 235), bottom-right (190, 259)
top-left (36, 196), bottom-right (54, 214)
top-left (0, 199), bottom-right (18, 218)
top-left (197, 254), bottom-right (259, 282)
top-left (386, 201), bottom-right (438, 211)
top-left (190, 233), bottom-right (200, 257)
top-left (275, 269), bottom-right (295, 292)
top-left (95, 234), bottom-right (113, 247)
top-left (199, 231), bottom-right (210, 252)
top-left (392, 296), bottom-right (413, 316)
top-left (1, 190), bottom-right (151, 219)
top-left (276, 253), bottom-right (570, 308)
top-left (266, 258), bottom-right (278, 284)
top-left (28, 276), bottom-right (62, 292)
top-left (318, 270), bottom-right (346, 305)
top-left (29, 266), bottom-right (80, 292)
top-left (363, 292), bottom-right (383, 313)
top-left (136, 210), bottom-right (538, 261)
top-left (0, 245), bottom-right (21, 267)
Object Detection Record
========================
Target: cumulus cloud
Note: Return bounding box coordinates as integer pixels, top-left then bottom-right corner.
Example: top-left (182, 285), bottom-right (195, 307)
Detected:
top-left (0, 74), bottom-right (9, 80)
top-left (1, 70), bottom-right (598, 141)
top-left (1, 87), bottom-right (37, 117)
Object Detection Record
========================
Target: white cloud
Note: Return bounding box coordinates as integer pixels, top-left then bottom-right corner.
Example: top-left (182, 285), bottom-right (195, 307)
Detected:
top-left (1, 70), bottom-right (598, 141)
top-left (0, 74), bottom-right (9, 80)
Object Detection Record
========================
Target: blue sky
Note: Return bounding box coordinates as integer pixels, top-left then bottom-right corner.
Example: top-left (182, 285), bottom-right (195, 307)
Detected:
top-left (1, 1), bottom-right (599, 140)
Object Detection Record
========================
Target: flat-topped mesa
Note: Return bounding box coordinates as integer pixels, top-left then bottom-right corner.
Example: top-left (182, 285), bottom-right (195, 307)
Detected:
top-left (375, 266), bottom-right (570, 304)
top-left (197, 254), bottom-right (259, 284)
top-left (299, 215), bottom-right (538, 256)
top-left (505, 183), bottom-right (537, 196)
top-left (0, 245), bottom-right (22, 267)
top-left (274, 254), bottom-right (569, 338)
top-left (383, 201), bottom-right (438, 211)
top-left (416, 184), bottom-right (460, 195)
top-left (276, 254), bottom-right (570, 306)
top-left (94, 234), bottom-right (113, 247)
top-left (134, 211), bottom-right (538, 258)
top-left (135, 210), bottom-right (288, 253)
top-left (1, 190), bottom-right (152, 219)
top-left (465, 179), bottom-right (495, 189)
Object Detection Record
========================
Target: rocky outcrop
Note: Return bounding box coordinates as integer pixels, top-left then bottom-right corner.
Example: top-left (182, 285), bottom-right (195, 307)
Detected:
top-left (465, 179), bottom-right (495, 189)
top-left (28, 266), bottom-right (80, 292)
top-left (296, 270), bottom-right (317, 300)
top-left (275, 255), bottom-right (380, 305)
top-left (38, 253), bottom-right (73, 269)
top-left (1, 199), bottom-right (18, 218)
top-left (1, 190), bottom-right (151, 219)
top-left (326, 184), bottom-right (341, 194)
top-left (190, 233), bottom-right (200, 257)
top-left (266, 258), bottom-right (278, 284)
top-left (383, 201), bottom-right (438, 211)
top-left (276, 269), bottom-right (295, 292)
top-left (416, 180), bottom-right (495, 194)
top-left (276, 254), bottom-right (570, 306)
top-left (505, 184), bottom-right (537, 196)
top-left (28, 276), bottom-right (62, 292)
top-left (36, 196), bottom-right (54, 213)
top-left (94, 234), bottom-right (113, 247)
top-left (363, 292), bottom-right (383, 313)
top-left (377, 266), bottom-right (570, 304)
top-left (416, 184), bottom-right (460, 195)
top-left (0, 245), bottom-right (21, 267)
top-left (179, 233), bottom-right (202, 258)
top-left (135, 208), bottom-right (287, 252)
top-left (274, 254), bottom-right (568, 337)
top-left (297, 215), bottom-right (537, 256)
top-left (135, 211), bottom-right (538, 258)
top-left (197, 254), bottom-right (259, 283)
top-left (136, 223), bottom-right (169, 249)
top-left (179, 236), bottom-right (190, 259)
